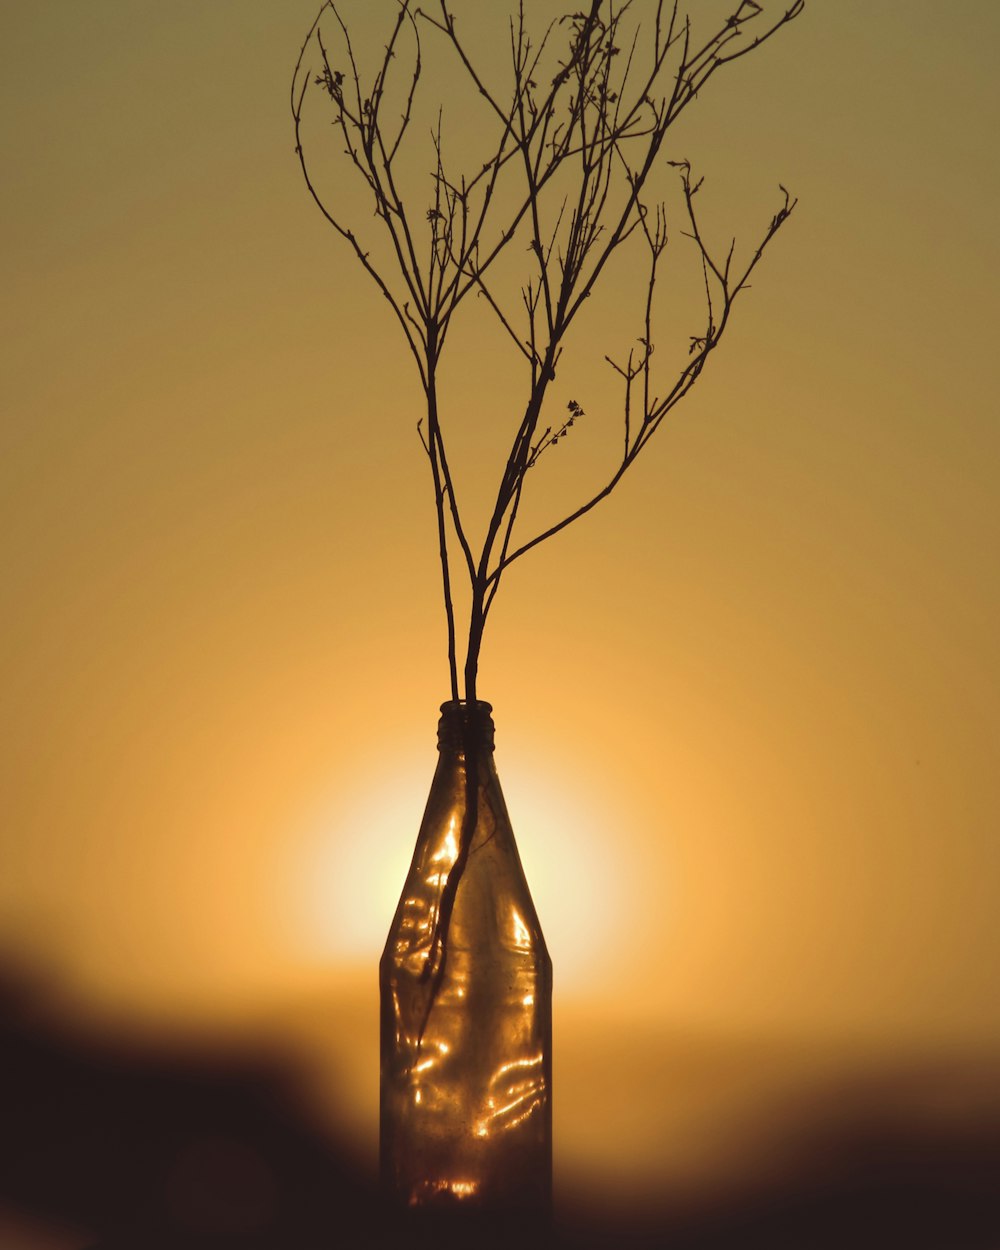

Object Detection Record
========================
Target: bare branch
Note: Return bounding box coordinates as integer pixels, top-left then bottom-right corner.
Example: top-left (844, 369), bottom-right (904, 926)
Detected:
top-left (488, 169), bottom-right (797, 584)
top-left (293, 0), bottom-right (805, 700)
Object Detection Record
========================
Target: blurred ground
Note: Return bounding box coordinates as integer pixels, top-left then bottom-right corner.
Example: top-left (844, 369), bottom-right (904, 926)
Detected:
top-left (1, 961), bottom-right (998, 1249)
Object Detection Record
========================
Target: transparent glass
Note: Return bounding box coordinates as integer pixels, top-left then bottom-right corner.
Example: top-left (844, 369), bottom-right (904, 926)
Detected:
top-left (379, 701), bottom-right (552, 1218)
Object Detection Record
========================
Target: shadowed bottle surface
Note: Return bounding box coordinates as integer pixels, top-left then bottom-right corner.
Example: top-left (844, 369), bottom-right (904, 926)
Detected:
top-left (380, 701), bottom-right (552, 1215)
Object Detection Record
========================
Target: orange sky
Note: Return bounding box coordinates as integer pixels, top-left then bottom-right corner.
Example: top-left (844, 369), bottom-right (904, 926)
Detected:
top-left (2, 0), bottom-right (999, 1220)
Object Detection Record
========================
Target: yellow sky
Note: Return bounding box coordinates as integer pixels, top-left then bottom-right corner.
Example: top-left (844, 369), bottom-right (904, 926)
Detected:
top-left (2, 0), bottom-right (999, 1209)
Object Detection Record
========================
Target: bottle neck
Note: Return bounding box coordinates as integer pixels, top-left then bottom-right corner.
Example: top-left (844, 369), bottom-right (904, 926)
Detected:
top-left (437, 700), bottom-right (495, 754)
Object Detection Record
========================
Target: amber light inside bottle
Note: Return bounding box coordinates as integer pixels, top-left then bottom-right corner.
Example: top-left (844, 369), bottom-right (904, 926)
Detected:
top-left (379, 702), bottom-right (552, 1217)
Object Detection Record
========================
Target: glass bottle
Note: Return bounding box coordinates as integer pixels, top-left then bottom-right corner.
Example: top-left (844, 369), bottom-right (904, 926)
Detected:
top-left (379, 700), bottom-right (552, 1222)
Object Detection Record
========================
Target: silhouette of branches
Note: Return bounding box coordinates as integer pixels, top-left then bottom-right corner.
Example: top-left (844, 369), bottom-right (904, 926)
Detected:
top-left (292, 0), bottom-right (804, 703)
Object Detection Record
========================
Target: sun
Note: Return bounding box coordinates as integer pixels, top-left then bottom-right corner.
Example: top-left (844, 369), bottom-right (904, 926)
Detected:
top-left (289, 746), bottom-right (625, 989)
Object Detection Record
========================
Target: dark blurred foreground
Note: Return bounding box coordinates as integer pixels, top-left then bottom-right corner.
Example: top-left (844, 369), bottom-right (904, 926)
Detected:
top-left (1, 966), bottom-right (998, 1250)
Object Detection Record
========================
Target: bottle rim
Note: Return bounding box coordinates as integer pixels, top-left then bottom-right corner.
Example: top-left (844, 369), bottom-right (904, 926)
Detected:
top-left (437, 700), bottom-right (495, 750)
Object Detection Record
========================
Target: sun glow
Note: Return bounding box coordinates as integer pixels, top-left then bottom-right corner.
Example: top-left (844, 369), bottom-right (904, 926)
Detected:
top-left (290, 745), bottom-right (626, 986)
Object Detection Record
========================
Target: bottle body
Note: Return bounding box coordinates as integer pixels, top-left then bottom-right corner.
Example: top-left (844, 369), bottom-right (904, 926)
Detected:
top-left (379, 702), bottom-right (552, 1215)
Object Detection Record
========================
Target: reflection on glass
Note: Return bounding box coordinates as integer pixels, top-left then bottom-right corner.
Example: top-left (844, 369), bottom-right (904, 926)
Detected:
top-left (380, 702), bottom-right (552, 1217)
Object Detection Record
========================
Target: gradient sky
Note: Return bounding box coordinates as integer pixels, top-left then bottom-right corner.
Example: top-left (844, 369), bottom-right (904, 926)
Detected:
top-left (2, 0), bottom-right (999, 1214)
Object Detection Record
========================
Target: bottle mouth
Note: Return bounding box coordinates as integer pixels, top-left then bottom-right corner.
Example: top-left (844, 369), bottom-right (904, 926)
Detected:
top-left (437, 700), bottom-right (495, 750)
